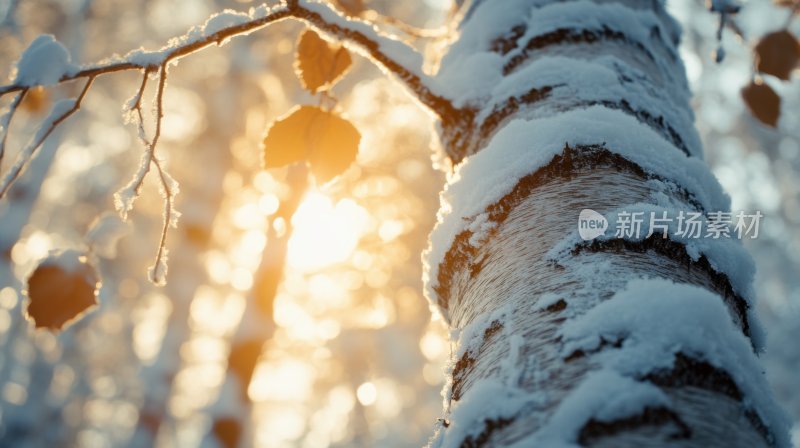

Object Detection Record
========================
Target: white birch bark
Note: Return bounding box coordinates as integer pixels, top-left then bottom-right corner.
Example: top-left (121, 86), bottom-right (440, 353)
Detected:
top-left (423, 1), bottom-right (790, 446)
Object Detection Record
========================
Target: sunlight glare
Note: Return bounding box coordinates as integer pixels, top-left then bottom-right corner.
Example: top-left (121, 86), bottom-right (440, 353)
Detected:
top-left (132, 293), bottom-right (171, 363)
top-left (356, 382), bottom-right (377, 406)
top-left (258, 194), bottom-right (280, 215)
top-left (288, 192), bottom-right (369, 271)
top-left (249, 358), bottom-right (315, 402)
top-left (11, 231), bottom-right (51, 266)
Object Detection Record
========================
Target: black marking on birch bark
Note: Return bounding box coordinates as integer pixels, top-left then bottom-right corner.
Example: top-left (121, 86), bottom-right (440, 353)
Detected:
top-left (644, 353), bottom-right (742, 400)
top-left (451, 352), bottom-right (476, 402)
top-left (471, 95), bottom-right (692, 164)
top-left (477, 85), bottom-right (556, 140)
top-left (451, 319), bottom-right (504, 401)
top-left (440, 106), bottom-right (478, 164)
top-left (586, 99), bottom-right (691, 157)
top-left (563, 336), bottom-right (623, 363)
top-left (484, 319), bottom-right (504, 338)
top-left (564, 350), bottom-right (775, 445)
top-left (746, 410), bottom-right (776, 446)
top-left (484, 145), bottom-right (703, 221)
top-left (459, 417), bottom-right (515, 448)
top-left (502, 26), bottom-right (673, 76)
top-left (469, 253), bottom-right (490, 278)
top-left (573, 236), bottom-right (751, 341)
top-left (643, 353), bottom-right (775, 445)
top-left (489, 24), bottom-right (527, 55)
top-left (434, 145), bottom-right (707, 313)
top-left (578, 406), bottom-right (692, 445)
top-left (545, 298), bottom-right (567, 313)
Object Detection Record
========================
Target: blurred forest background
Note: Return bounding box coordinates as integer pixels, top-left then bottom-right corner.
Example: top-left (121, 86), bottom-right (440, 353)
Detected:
top-left (0, 0), bottom-right (798, 447)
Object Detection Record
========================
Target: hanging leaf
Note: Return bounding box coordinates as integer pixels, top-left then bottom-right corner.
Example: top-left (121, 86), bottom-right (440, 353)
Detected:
top-left (741, 80), bottom-right (781, 127)
top-left (306, 111), bottom-right (360, 184)
top-left (262, 105), bottom-right (361, 184)
top-left (26, 250), bottom-right (99, 331)
top-left (294, 29), bottom-right (352, 93)
top-left (754, 30), bottom-right (800, 81)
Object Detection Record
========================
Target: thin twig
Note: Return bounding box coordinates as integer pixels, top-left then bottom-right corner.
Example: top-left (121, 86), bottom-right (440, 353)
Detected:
top-left (147, 66), bottom-right (172, 284)
top-left (0, 88), bottom-right (28, 167)
top-left (150, 156), bottom-right (173, 284)
top-left (129, 71), bottom-right (151, 143)
top-left (117, 67), bottom-right (164, 214)
top-left (118, 64), bottom-right (174, 284)
top-left (0, 77), bottom-right (94, 199)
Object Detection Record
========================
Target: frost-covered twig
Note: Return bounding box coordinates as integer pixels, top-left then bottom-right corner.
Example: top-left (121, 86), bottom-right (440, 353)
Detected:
top-left (114, 67), bottom-right (165, 218)
top-left (0, 88), bottom-right (27, 167)
top-left (148, 156), bottom-right (179, 286)
top-left (114, 65), bottom-right (178, 285)
top-left (0, 77), bottom-right (93, 199)
top-left (125, 70), bottom-right (151, 143)
top-left (144, 66), bottom-right (176, 286)
top-left (0, 1), bottom-right (452, 116)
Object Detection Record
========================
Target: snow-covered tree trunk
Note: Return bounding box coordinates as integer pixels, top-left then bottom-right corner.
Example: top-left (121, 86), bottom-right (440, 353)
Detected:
top-left (424, 1), bottom-right (790, 446)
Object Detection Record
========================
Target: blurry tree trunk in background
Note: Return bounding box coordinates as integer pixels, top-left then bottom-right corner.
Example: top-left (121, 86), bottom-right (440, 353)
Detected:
top-left (207, 165), bottom-right (308, 448)
top-left (425, 0), bottom-right (787, 446)
top-left (0, 5), bottom-right (96, 443)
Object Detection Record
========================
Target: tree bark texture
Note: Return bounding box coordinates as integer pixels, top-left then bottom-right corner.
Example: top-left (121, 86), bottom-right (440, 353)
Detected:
top-left (424, 1), bottom-right (789, 446)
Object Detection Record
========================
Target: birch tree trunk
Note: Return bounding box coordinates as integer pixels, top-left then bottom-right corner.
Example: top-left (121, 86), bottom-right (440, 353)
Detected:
top-left (424, 1), bottom-right (790, 446)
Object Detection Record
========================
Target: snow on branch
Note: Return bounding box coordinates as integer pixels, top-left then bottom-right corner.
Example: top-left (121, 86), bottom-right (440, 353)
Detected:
top-left (0, 1), bottom-right (450, 114)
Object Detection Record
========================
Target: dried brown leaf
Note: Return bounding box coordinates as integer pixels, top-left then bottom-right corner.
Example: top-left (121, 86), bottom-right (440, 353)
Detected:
top-left (26, 252), bottom-right (98, 331)
top-left (755, 30), bottom-right (800, 81)
top-left (294, 29), bottom-right (352, 93)
top-left (741, 80), bottom-right (781, 127)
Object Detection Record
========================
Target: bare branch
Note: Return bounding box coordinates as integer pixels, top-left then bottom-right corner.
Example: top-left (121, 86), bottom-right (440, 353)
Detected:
top-left (0, 77), bottom-right (93, 199)
top-left (0, 1), bottom-right (455, 117)
top-left (0, 0), bottom-right (459, 284)
top-left (292, 0), bottom-right (456, 117)
top-left (0, 88), bottom-right (27, 167)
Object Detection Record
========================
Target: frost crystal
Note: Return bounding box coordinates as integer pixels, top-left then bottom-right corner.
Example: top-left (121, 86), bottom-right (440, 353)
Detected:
top-left (114, 152), bottom-right (152, 220)
top-left (148, 249), bottom-right (169, 286)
